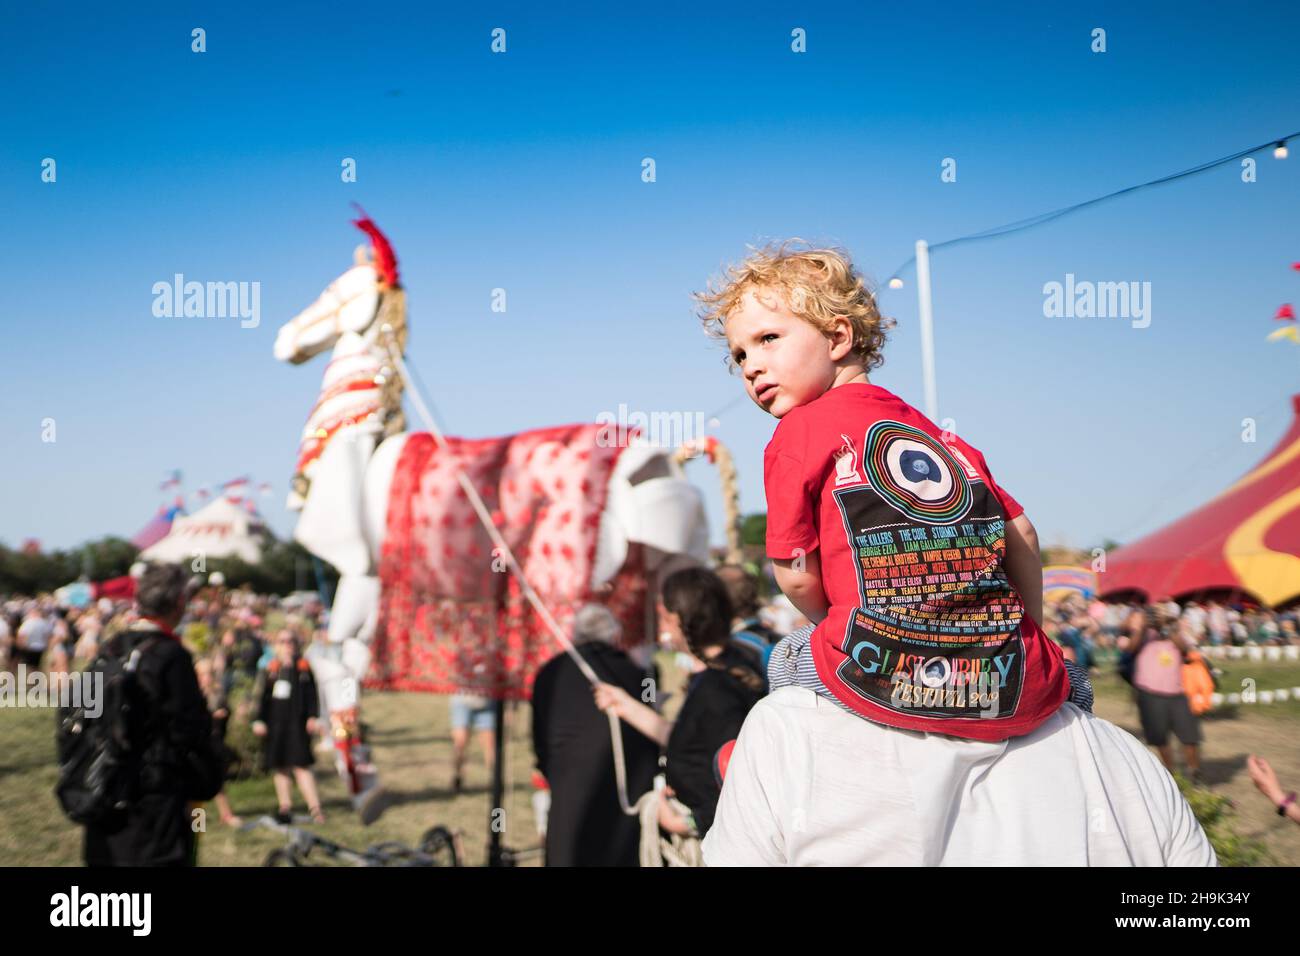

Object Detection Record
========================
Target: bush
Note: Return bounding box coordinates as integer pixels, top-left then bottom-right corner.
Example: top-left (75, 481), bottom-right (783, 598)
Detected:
top-left (223, 671), bottom-right (266, 781)
top-left (0, 536), bottom-right (139, 595)
top-left (1175, 773), bottom-right (1271, 866)
top-left (183, 622), bottom-right (213, 656)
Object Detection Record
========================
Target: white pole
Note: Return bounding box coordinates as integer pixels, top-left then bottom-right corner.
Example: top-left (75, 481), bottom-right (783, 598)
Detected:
top-left (915, 239), bottom-right (938, 423)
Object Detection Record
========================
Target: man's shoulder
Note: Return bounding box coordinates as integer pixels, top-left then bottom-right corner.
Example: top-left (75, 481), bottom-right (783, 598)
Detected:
top-left (757, 685), bottom-right (821, 711)
top-left (111, 628), bottom-right (193, 670)
top-left (1020, 703), bottom-right (1173, 782)
top-left (743, 687), bottom-right (873, 738)
top-left (1049, 703), bottom-right (1150, 751)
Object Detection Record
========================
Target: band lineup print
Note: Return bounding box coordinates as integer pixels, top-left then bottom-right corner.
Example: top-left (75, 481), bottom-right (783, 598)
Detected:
top-left (831, 421), bottom-right (1025, 721)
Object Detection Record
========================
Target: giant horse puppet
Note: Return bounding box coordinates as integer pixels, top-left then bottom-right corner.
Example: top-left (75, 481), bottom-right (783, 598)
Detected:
top-left (273, 214), bottom-right (717, 814)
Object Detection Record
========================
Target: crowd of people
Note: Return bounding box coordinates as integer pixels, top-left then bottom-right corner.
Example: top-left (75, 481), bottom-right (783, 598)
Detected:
top-left (7, 560), bottom-right (1300, 866)
top-left (2, 568), bottom-right (337, 864)
top-left (533, 566), bottom-right (771, 866)
top-left (1041, 592), bottom-right (1300, 816)
top-left (1043, 596), bottom-right (1300, 670)
top-left (0, 555), bottom-right (802, 866)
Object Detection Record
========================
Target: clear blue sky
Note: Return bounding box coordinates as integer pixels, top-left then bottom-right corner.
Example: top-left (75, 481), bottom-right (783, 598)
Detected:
top-left (3, 0), bottom-right (1299, 558)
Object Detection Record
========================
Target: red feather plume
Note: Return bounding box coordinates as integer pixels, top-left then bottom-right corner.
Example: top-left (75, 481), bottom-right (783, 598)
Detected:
top-left (350, 204), bottom-right (400, 288)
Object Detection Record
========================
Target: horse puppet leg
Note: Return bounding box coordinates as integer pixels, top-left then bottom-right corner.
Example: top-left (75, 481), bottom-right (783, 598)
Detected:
top-left (307, 639), bottom-right (387, 823)
top-left (296, 423), bottom-right (391, 821)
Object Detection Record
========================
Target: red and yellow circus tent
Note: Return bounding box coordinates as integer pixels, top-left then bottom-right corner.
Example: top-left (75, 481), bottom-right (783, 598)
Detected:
top-left (1099, 394), bottom-right (1300, 609)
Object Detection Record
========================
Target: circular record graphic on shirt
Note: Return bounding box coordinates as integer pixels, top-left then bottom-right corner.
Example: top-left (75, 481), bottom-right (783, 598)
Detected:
top-left (861, 420), bottom-right (972, 525)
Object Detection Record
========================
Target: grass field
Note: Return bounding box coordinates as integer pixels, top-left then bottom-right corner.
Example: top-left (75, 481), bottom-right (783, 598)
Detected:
top-left (3, 657), bottom-right (1298, 866)
top-left (1, 689), bottom-right (554, 867)
top-left (0, 653), bottom-right (694, 867)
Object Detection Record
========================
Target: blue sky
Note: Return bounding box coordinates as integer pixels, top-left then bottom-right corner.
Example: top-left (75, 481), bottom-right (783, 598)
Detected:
top-left (3, 0), bottom-right (1299, 558)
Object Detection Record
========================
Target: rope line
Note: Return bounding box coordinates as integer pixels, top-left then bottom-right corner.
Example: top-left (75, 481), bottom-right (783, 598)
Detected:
top-left (382, 334), bottom-right (641, 815)
top-left (885, 130), bottom-right (1298, 283)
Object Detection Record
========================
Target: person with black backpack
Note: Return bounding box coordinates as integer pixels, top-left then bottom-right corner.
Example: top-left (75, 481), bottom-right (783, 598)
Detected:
top-left (57, 562), bottom-right (225, 866)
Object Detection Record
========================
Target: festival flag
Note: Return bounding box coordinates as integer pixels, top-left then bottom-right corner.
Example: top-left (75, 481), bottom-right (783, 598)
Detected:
top-left (221, 476), bottom-right (251, 498)
top-left (194, 486), bottom-right (211, 502)
top-left (1274, 304), bottom-right (1295, 321)
top-left (1268, 325), bottom-right (1300, 343)
top-left (159, 469), bottom-right (183, 491)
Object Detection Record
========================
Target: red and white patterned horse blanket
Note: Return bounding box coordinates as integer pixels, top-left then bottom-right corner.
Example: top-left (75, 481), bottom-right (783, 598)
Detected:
top-left (368, 424), bottom-right (647, 699)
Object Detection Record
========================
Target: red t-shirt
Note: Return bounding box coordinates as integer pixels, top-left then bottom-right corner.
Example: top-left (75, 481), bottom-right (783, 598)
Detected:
top-left (764, 382), bottom-right (1068, 741)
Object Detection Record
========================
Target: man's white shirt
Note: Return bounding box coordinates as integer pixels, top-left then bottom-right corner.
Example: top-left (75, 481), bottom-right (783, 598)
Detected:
top-left (702, 687), bottom-right (1216, 867)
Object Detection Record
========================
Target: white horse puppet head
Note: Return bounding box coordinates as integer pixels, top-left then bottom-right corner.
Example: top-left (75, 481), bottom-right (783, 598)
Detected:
top-left (273, 210), bottom-right (407, 509)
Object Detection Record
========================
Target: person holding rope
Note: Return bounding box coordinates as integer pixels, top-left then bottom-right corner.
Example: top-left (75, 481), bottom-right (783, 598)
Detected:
top-left (532, 604), bottom-right (659, 866)
top-left (690, 242), bottom-right (1213, 865)
top-left (593, 568), bottom-right (766, 849)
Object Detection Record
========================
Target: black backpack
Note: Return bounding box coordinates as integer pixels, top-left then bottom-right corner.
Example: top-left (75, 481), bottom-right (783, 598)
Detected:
top-left (55, 629), bottom-right (160, 825)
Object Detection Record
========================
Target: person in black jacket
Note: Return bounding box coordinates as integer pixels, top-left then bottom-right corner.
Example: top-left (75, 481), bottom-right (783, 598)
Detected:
top-left (531, 604), bottom-right (660, 866)
top-left (594, 568), bottom-right (766, 839)
top-left (83, 563), bottom-right (224, 867)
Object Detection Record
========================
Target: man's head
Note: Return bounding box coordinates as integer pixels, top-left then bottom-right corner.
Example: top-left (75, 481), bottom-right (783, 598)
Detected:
top-left (572, 603), bottom-right (622, 646)
top-left (694, 241), bottom-right (894, 418)
top-left (1143, 603), bottom-right (1177, 639)
top-left (715, 564), bottom-right (760, 621)
top-left (135, 562), bottom-right (193, 628)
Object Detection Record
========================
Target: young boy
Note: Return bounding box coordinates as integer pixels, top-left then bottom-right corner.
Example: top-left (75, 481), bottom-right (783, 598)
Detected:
top-left (694, 241), bottom-right (1073, 742)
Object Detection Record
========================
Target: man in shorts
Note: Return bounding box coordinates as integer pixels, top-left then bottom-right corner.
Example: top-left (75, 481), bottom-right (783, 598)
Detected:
top-left (449, 693), bottom-right (497, 793)
top-left (1126, 605), bottom-right (1203, 781)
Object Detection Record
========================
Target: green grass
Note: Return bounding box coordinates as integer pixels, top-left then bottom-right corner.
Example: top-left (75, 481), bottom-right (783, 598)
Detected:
top-left (6, 654), bottom-right (1296, 866)
top-left (0, 704), bottom-right (85, 865)
top-left (0, 691), bottom-right (547, 867)
top-left (1, 652), bottom-right (693, 867)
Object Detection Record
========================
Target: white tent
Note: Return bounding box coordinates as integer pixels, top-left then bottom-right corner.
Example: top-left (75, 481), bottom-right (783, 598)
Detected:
top-left (140, 496), bottom-right (268, 565)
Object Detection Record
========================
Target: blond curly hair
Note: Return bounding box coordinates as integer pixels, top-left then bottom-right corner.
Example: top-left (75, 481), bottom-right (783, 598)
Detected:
top-left (693, 239), bottom-right (894, 373)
